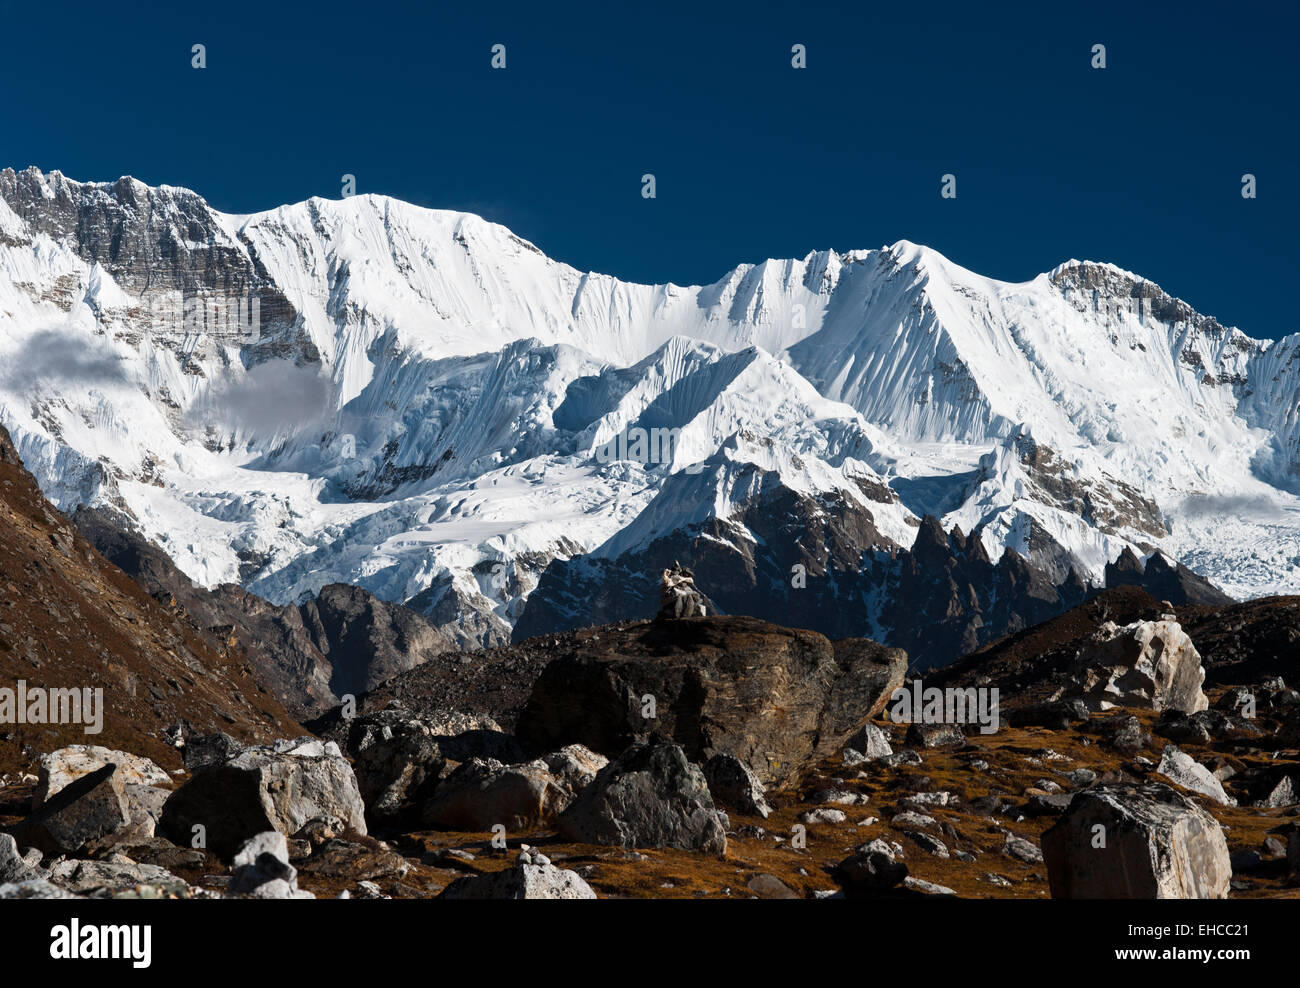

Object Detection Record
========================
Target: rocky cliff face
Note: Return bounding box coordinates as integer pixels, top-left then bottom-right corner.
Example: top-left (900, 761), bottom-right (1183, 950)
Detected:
top-left (0, 167), bottom-right (302, 354)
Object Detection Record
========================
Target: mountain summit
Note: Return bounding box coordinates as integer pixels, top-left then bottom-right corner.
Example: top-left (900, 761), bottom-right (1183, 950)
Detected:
top-left (0, 167), bottom-right (1295, 658)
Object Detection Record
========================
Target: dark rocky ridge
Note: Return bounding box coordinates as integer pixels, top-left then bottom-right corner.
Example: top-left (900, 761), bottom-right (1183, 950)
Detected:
top-left (71, 506), bottom-right (458, 719)
top-left (1105, 545), bottom-right (1234, 608)
top-left (516, 480), bottom-right (1232, 672)
top-left (1050, 260), bottom-right (1261, 362)
top-left (513, 465), bottom-right (899, 644)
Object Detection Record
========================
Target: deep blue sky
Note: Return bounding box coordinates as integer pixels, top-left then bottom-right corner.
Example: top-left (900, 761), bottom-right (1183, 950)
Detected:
top-left (2, 1), bottom-right (1296, 337)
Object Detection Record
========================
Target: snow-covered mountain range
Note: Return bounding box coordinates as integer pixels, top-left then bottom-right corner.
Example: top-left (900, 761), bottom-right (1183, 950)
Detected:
top-left (1, 166), bottom-right (1297, 657)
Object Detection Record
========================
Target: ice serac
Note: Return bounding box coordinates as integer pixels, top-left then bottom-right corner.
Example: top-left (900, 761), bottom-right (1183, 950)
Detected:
top-left (0, 167), bottom-right (1294, 663)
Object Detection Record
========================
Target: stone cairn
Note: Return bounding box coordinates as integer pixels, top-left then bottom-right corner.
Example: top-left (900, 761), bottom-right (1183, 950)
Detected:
top-left (657, 562), bottom-right (707, 620)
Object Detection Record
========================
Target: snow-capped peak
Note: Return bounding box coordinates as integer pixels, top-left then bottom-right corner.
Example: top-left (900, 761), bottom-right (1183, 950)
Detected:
top-left (1, 167), bottom-right (1298, 647)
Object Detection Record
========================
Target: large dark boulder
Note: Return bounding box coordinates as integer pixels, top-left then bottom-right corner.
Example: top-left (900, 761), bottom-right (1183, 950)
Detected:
top-left (833, 839), bottom-right (909, 896)
top-left (517, 615), bottom-right (905, 788)
top-left (343, 710), bottom-right (447, 825)
top-left (557, 740), bottom-right (727, 855)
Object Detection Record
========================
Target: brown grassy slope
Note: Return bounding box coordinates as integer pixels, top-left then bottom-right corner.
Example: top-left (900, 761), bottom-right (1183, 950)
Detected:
top-left (0, 425), bottom-right (302, 779)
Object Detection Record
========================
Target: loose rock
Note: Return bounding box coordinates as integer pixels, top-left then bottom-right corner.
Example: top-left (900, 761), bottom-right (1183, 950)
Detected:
top-left (702, 754), bottom-right (772, 819)
top-left (557, 740), bottom-right (727, 855)
top-left (1041, 782), bottom-right (1231, 898)
top-left (1156, 746), bottom-right (1236, 806)
top-left (160, 740), bottom-right (367, 859)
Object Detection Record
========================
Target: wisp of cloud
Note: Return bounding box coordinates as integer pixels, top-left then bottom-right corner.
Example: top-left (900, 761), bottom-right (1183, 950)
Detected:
top-left (186, 359), bottom-right (333, 438)
top-left (2, 327), bottom-right (131, 391)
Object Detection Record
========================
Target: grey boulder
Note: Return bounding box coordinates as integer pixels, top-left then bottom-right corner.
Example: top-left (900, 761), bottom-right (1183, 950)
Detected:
top-left (702, 754), bottom-right (772, 819)
top-left (35, 745), bottom-right (170, 807)
top-left (1042, 782), bottom-right (1231, 898)
top-left (11, 764), bottom-right (131, 856)
top-left (0, 834), bottom-right (43, 884)
top-left (1156, 746), bottom-right (1236, 806)
top-left (843, 722), bottom-right (893, 762)
top-left (421, 745), bottom-right (607, 832)
top-left (228, 831), bottom-right (314, 899)
top-left (558, 740), bottom-right (727, 856)
top-left (439, 854), bottom-right (597, 900)
top-left (160, 739), bottom-right (367, 859)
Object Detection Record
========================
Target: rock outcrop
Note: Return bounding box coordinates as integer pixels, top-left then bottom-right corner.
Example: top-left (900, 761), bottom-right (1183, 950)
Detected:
top-left (517, 615), bottom-right (906, 787)
top-left (342, 710), bottom-right (447, 825)
top-left (843, 722), bottom-right (893, 763)
top-left (1072, 619), bottom-right (1209, 713)
top-left (45, 859), bottom-right (192, 897)
top-left (1105, 548), bottom-right (1233, 608)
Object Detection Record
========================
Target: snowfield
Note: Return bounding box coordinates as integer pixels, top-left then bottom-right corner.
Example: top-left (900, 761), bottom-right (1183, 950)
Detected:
top-left (1, 167), bottom-right (1297, 644)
